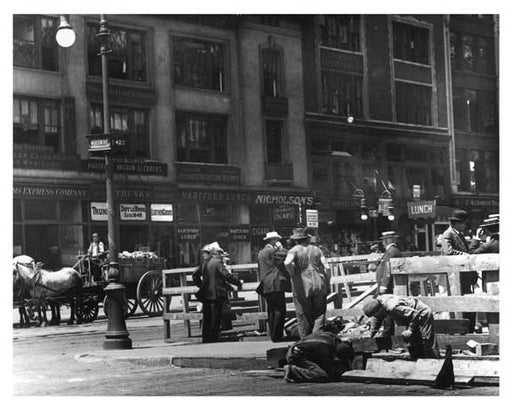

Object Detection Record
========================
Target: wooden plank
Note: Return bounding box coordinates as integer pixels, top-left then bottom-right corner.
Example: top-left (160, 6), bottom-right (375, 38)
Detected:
top-left (433, 319), bottom-right (472, 334)
top-left (390, 254), bottom-right (499, 275)
top-left (330, 272), bottom-right (376, 285)
top-left (345, 283), bottom-right (378, 309)
top-left (338, 263), bottom-right (351, 303)
top-left (419, 296), bottom-right (499, 312)
top-left (436, 334), bottom-right (495, 350)
top-left (341, 370), bottom-right (473, 386)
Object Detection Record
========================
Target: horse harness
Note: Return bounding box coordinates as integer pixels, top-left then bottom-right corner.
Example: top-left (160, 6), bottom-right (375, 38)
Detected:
top-left (15, 261), bottom-right (63, 295)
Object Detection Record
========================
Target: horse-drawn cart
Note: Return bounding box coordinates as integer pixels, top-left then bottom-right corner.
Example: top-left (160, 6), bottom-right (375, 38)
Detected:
top-left (75, 253), bottom-right (166, 322)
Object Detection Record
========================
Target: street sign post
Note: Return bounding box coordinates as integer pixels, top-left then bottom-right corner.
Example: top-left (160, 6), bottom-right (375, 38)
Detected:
top-left (86, 133), bottom-right (129, 154)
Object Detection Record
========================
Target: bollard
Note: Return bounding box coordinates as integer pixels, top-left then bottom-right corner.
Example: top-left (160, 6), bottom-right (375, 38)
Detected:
top-left (103, 262), bottom-right (132, 350)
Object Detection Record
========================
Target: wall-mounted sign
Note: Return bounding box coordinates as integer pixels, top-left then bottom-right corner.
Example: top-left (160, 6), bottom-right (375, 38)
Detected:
top-left (87, 158), bottom-right (168, 176)
top-left (254, 192), bottom-right (315, 206)
top-left (306, 209), bottom-right (319, 228)
top-left (14, 184), bottom-right (88, 199)
top-left (177, 227), bottom-right (201, 242)
top-left (151, 204), bottom-right (174, 222)
top-left (180, 190), bottom-right (252, 203)
top-left (120, 204), bottom-right (147, 221)
top-left (273, 205), bottom-right (296, 225)
top-left (229, 226), bottom-right (250, 242)
top-left (176, 162), bottom-right (241, 185)
top-left (408, 200), bottom-right (436, 219)
top-left (452, 195), bottom-right (499, 209)
top-left (13, 144), bottom-right (81, 171)
top-left (90, 202), bottom-right (108, 221)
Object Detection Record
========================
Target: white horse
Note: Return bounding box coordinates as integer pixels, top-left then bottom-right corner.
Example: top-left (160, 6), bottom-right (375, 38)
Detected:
top-left (13, 255), bottom-right (83, 326)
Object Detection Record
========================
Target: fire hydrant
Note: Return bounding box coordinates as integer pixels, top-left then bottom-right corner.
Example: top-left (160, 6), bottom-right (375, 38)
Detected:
top-left (103, 262), bottom-right (132, 350)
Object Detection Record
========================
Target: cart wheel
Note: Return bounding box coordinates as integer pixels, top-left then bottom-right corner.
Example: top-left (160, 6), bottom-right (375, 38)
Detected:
top-left (81, 295), bottom-right (99, 323)
top-left (137, 270), bottom-right (164, 317)
top-left (103, 295), bottom-right (133, 318)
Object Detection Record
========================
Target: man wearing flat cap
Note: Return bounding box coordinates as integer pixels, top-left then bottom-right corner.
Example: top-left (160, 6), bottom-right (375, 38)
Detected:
top-left (284, 227), bottom-right (331, 338)
top-left (257, 231), bottom-right (291, 342)
top-left (363, 294), bottom-right (438, 360)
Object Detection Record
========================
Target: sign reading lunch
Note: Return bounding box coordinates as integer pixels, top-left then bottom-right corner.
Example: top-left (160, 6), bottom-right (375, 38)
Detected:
top-left (150, 204), bottom-right (173, 222)
top-left (120, 204), bottom-right (147, 221)
top-left (407, 200), bottom-right (436, 219)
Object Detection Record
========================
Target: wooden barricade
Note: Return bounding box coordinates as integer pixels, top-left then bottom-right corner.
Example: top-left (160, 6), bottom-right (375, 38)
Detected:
top-left (390, 254), bottom-right (500, 346)
top-left (161, 255), bottom-right (379, 342)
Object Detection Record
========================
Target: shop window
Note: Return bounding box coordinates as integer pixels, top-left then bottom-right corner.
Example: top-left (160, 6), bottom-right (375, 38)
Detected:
top-left (312, 158), bottom-right (331, 193)
top-left (177, 202), bottom-right (199, 223)
top-left (333, 160), bottom-right (358, 197)
top-left (265, 120), bottom-right (284, 164)
top-left (13, 225), bottom-right (23, 256)
top-left (60, 201), bottom-right (82, 222)
top-left (88, 24), bottom-right (147, 82)
top-left (319, 15), bottom-right (361, 52)
top-left (387, 165), bottom-right (403, 197)
top-left (90, 105), bottom-right (149, 157)
top-left (13, 96), bottom-right (60, 150)
top-left (395, 81), bottom-right (432, 125)
top-left (321, 70), bottom-right (363, 117)
top-left (60, 225), bottom-right (84, 266)
top-left (14, 199), bottom-right (22, 221)
top-left (13, 15), bottom-right (59, 71)
top-left (202, 226), bottom-right (229, 251)
top-left (200, 204), bottom-right (230, 223)
top-left (251, 205), bottom-right (272, 225)
top-left (386, 144), bottom-right (403, 162)
top-left (361, 142), bottom-right (380, 162)
top-left (405, 167), bottom-right (429, 197)
top-left (173, 37), bottom-right (226, 92)
top-left (404, 146), bottom-right (429, 162)
top-left (262, 48), bottom-right (283, 97)
top-left (176, 112), bottom-right (227, 164)
top-left (24, 199), bottom-right (57, 220)
top-left (393, 21), bottom-right (430, 65)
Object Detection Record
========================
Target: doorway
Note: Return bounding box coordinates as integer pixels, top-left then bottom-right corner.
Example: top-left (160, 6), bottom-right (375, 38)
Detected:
top-left (25, 225), bottom-right (59, 268)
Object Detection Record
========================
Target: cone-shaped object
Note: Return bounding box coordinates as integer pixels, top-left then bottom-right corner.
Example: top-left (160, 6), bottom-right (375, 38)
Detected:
top-left (434, 344), bottom-right (454, 389)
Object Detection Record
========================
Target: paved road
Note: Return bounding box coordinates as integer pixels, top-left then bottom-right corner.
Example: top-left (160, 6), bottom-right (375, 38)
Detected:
top-left (12, 312), bottom-right (499, 396)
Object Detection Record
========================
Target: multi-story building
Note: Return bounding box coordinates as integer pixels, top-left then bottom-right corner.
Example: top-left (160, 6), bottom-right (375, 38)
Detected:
top-left (13, 14), bottom-right (310, 268)
top-left (300, 14), bottom-right (498, 254)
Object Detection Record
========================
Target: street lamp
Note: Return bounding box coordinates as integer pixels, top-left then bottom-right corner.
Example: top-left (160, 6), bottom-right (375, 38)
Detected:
top-left (57, 14), bottom-right (132, 350)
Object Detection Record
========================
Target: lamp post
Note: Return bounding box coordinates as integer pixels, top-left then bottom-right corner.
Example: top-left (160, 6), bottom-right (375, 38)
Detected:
top-left (57, 15), bottom-right (132, 350)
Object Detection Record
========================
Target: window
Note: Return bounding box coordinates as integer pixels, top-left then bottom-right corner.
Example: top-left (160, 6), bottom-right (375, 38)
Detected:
top-left (395, 82), bottom-right (432, 125)
top-left (453, 87), bottom-right (497, 133)
top-left (176, 112), bottom-right (227, 164)
top-left (88, 24), bottom-right (147, 82)
top-left (321, 71), bottom-right (363, 117)
top-left (90, 105), bottom-right (149, 157)
top-left (393, 22), bottom-right (430, 65)
top-left (262, 48), bottom-right (283, 97)
top-left (14, 15), bottom-right (59, 71)
top-left (459, 149), bottom-right (499, 194)
top-left (13, 96), bottom-right (60, 150)
top-left (320, 16), bottom-right (361, 52)
top-left (450, 31), bottom-right (495, 75)
top-left (265, 120), bottom-right (283, 164)
top-left (173, 37), bottom-right (226, 92)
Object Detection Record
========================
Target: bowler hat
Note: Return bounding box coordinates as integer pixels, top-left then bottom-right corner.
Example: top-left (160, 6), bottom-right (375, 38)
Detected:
top-left (450, 209), bottom-right (468, 222)
top-left (379, 231), bottom-right (398, 240)
top-left (290, 227), bottom-right (311, 240)
top-left (263, 231), bottom-right (282, 241)
top-left (363, 298), bottom-right (382, 317)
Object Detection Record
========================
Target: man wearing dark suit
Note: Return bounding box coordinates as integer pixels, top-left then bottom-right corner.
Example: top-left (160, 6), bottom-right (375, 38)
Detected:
top-left (469, 215), bottom-right (499, 254)
top-left (193, 242), bottom-right (242, 343)
top-left (258, 231), bottom-right (290, 342)
top-left (441, 209), bottom-right (476, 330)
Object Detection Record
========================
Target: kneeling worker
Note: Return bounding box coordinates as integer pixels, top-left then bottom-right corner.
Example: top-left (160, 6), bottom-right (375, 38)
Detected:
top-left (283, 318), bottom-right (354, 383)
top-left (363, 294), bottom-right (438, 360)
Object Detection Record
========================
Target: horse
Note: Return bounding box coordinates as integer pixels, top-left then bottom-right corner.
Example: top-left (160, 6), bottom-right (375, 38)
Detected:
top-left (13, 255), bottom-right (83, 326)
top-left (13, 271), bottom-right (33, 327)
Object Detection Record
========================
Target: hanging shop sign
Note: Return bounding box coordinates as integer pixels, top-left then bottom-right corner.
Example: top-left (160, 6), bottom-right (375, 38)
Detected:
top-left (177, 226), bottom-right (201, 242)
top-left (306, 209), bottom-right (319, 228)
top-left (175, 162), bottom-right (241, 185)
top-left (90, 202), bottom-right (108, 221)
top-left (413, 185), bottom-right (421, 199)
top-left (452, 195), bottom-right (499, 209)
top-left (408, 200), bottom-right (436, 219)
top-left (150, 204), bottom-right (174, 222)
top-left (229, 226), bottom-right (250, 242)
top-left (120, 204), bottom-right (147, 221)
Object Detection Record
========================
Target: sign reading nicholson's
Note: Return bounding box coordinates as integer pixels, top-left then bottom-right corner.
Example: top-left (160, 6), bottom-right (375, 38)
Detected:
top-left (254, 193), bottom-right (315, 206)
top-left (407, 200), bottom-right (436, 219)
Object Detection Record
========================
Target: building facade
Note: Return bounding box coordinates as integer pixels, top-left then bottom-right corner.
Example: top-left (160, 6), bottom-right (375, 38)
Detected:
top-left (12, 14), bottom-right (499, 267)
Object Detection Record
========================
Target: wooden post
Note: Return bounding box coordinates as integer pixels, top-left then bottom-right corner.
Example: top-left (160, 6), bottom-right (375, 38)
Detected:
top-left (179, 271), bottom-right (192, 337)
top-left (338, 262), bottom-right (351, 307)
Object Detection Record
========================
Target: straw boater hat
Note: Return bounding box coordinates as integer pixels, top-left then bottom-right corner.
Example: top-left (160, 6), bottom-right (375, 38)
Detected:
top-left (480, 214), bottom-right (499, 233)
top-left (450, 209), bottom-right (468, 222)
top-left (379, 231), bottom-right (398, 240)
top-left (201, 242), bottom-right (224, 253)
top-left (290, 227), bottom-right (311, 240)
top-left (263, 231), bottom-right (282, 241)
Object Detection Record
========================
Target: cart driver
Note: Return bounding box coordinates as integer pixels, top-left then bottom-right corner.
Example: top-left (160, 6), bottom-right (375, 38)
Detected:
top-left (87, 233), bottom-right (107, 281)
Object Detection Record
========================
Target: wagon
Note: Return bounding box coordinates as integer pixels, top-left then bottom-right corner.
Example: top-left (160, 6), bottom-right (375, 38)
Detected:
top-left (74, 254), bottom-right (166, 323)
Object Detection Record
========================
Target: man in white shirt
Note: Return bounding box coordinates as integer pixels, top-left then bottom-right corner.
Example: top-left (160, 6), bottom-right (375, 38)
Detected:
top-left (87, 233), bottom-right (106, 281)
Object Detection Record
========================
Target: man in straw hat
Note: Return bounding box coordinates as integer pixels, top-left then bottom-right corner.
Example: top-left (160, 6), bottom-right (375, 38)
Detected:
top-left (192, 242), bottom-right (242, 343)
top-left (470, 214), bottom-right (499, 254)
top-left (284, 227), bottom-right (331, 338)
top-left (257, 231), bottom-right (291, 342)
top-left (362, 294), bottom-right (438, 360)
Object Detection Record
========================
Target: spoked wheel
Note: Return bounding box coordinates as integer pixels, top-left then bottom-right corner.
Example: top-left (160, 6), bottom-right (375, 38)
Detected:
top-left (136, 270), bottom-right (164, 317)
top-left (80, 295), bottom-right (99, 323)
top-left (103, 295), bottom-right (135, 318)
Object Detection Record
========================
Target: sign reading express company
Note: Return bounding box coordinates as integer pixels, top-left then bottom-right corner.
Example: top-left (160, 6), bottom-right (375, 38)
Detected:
top-left (408, 200), bottom-right (436, 219)
top-left (14, 184), bottom-right (88, 199)
top-left (120, 204), bottom-right (147, 221)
